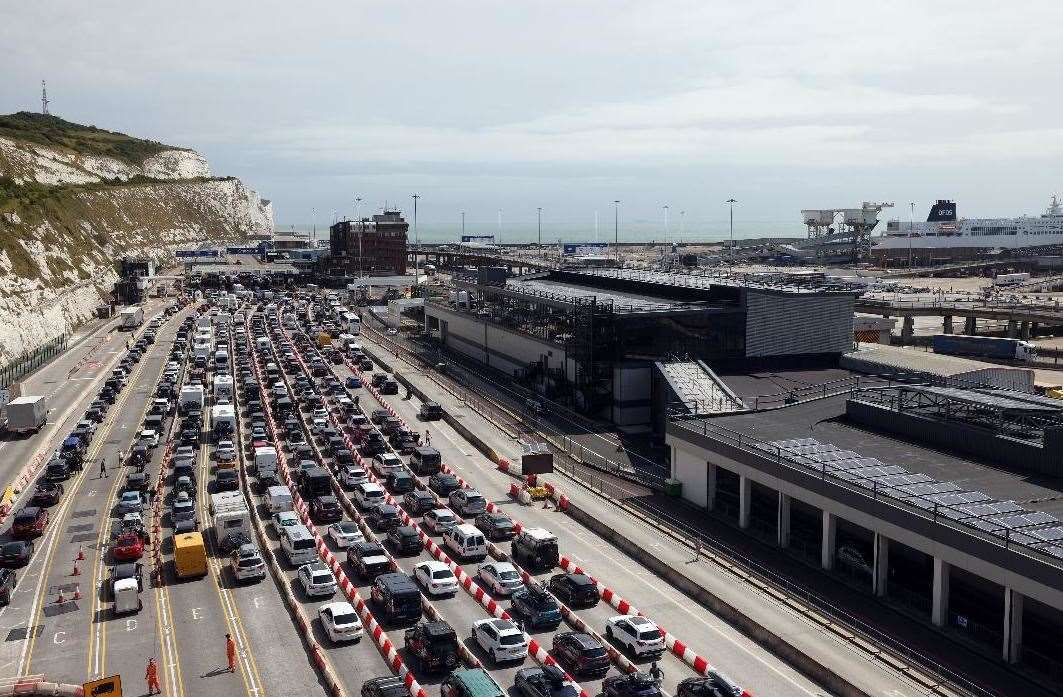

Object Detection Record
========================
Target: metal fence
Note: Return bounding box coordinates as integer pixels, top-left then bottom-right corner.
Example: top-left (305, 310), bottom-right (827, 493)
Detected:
top-left (0, 334), bottom-right (68, 389)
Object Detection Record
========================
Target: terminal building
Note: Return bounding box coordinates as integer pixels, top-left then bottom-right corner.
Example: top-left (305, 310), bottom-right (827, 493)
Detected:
top-left (322, 212), bottom-right (408, 277)
top-left (667, 382), bottom-right (1063, 683)
top-left (424, 267), bottom-right (856, 427)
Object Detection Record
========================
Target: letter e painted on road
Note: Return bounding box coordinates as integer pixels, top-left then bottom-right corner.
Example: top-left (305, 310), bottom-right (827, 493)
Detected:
top-left (252, 596), bottom-right (263, 608)
top-left (126, 619), bottom-right (137, 632)
top-left (191, 607), bottom-right (201, 620)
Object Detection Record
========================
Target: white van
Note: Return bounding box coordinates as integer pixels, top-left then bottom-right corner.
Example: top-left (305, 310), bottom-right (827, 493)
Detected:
top-left (213, 374), bottom-right (234, 400)
top-left (280, 524), bottom-right (318, 566)
top-left (354, 482), bottom-right (386, 511)
top-left (113, 577), bottom-right (141, 614)
top-left (443, 524), bottom-right (487, 561)
top-left (265, 485), bottom-right (293, 514)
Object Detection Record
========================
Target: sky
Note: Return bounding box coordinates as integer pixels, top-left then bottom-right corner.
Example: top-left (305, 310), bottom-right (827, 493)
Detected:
top-left (4, 1), bottom-right (1063, 238)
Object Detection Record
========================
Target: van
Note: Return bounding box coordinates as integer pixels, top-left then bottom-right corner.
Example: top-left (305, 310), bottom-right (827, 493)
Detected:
top-left (441, 669), bottom-right (505, 697)
top-left (369, 572), bottom-right (423, 624)
top-left (265, 485), bottom-right (293, 514)
top-left (174, 532), bottom-right (208, 579)
top-left (410, 447), bottom-right (442, 476)
top-left (280, 524), bottom-right (318, 566)
top-left (113, 577), bottom-right (142, 614)
top-left (443, 524), bottom-right (487, 561)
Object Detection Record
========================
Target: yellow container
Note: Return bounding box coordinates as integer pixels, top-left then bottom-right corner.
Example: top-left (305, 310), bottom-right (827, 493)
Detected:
top-left (174, 532), bottom-right (208, 579)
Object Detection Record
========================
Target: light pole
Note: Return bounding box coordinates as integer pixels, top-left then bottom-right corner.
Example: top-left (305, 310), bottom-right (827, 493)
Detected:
top-left (613, 200), bottom-right (621, 265)
top-left (726, 198), bottom-right (737, 260)
top-left (412, 194), bottom-right (421, 284)
top-left (663, 205), bottom-right (670, 238)
top-left (537, 207), bottom-right (542, 252)
top-left (461, 211), bottom-right (465, 238)
top-left (680, 210), bottom-right (685, 236)
top-left (355, 197), bottom-right (363, 278)
top-left (311, 207), bottom-right (316, 248)
top-left (908, 201), bottom-right (915, 269)
top-left (497, 208), bottom-right (503, 247)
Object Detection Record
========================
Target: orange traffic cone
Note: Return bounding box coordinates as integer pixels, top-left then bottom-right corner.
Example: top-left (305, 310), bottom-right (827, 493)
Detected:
top-left (76, 545), bottom-right (85, 561)
top-left (72, 559), bottom-right (80, 576)
top-left (55, 587), bottom-right (65, 603)
top-left (73, 584), bottom-right (81, 600)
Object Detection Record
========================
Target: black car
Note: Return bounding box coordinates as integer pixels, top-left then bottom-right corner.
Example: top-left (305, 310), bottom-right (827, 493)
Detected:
top-left (347, 541), bottom-right (391, 579)
top-left (368, 504), bottom-right (402, 531)
top-left (475, 512), bottom-right (516, 541)
top-left (180, 428), bottom-right (200, 446)
top-left (0, 541), bottom-right (34, 568)
top-left (380, 379), bottom-right (399, 395)
top-left (548, 573), bottom-right (599, 608)
top-left (387, 525), bottom-right (422, 556)
top-left (403, 490), bottom-right (436, 515)
top-left (361, 677), bottom-right (409, 697)
top-left (44, 459), bottom-right (71, 482)
top-left (214, 470), bottom-right (239, 492)
top-left (31, 481), bottom-right (64, 507)
top-left (385, 472), bottom-right (415, 495)
top-left (603, 673), bottom-right (662, 697)
top-left (510, 585), bottom-right (562, 630)
top-left (428, 473), bottom-right (461, 497)
top-left (677, 675), bottom-right (743, 697)
top-left (370, 409), bottom-right (390, 425)
top-left (0, 569), bottom-right (16, 606)
top-left (552, 632), bottom-right (610, 678)
top-left (311, 496), bottom-right (343, 524)
top-left (514, 665), bottom-right (579, 697)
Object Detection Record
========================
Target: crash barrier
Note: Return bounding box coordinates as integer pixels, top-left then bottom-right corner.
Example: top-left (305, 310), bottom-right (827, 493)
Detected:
top-left (0, 333), bottom-right (67, 389)
top-left (0, 679), bottom-right (83, 696)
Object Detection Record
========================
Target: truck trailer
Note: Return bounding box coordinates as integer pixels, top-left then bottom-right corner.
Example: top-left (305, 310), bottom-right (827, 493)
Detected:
top-left (932, 334), bottom-right (1036, 361)
top-left (5, 396), bottom-right (47, 434)
top-left (119, 306), bottom-right (144, 330)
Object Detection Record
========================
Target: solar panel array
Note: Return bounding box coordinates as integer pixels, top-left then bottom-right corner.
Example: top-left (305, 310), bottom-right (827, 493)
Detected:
top-left (761, 437), bottom-right (1063, 561)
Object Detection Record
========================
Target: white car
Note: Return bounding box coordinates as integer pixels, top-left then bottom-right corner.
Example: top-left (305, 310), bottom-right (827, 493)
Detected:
top-left (476, 562), bottom-right (524, 597)
top-left (372, 453), bottom-right (403, 478)
top-left (472, 618), bottom-right (528, 663)
top-left (175, 446), bottom-right (196, 461)
top-left (311, 418), bottom-right (329, 434)
top-left (354, 482), bottom-right (386, 510)
top-left (604, 615), bottom-right (666, 658)
top-left (312, 408), bottom-right (329, 421)
top-left (140, 429), bottom-right (160, 448)
top-left (339, 466), bottom-right (368, 489)
top-left (414, 560), bottom-right (458, 596)
top-left (318, 601), bottom-right (363, 643)
top-left (298, 561), bottom-right (337, 597)
top-left (272, 510), bottom-right (300, 535)
top-left (423, 509), bottom-right (458, 534)
top-left (327, 521), bottom-right (365, 548)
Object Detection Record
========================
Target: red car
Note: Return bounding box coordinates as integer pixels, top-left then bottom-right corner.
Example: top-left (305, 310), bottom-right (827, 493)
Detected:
top-left (112, 532), bottom-right (145, 561)
top-left (12, 507), bottom-right (48, 539)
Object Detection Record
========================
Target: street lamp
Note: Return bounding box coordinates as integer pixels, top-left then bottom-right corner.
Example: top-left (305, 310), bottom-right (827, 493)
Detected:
top-left (497, 208), bottom-right (503, 247)
top-left (726, 198), bottom-right (737, 260)
top-left (537, 207), bottom-right (543, 252)
top-left (908, 201), bottom-right (915, 269)
top-left (663, 205), bottom-right (670, 238)
top-left (461, 211), bottom-right (465, 237)
top-left (412, 194), bottom-right (420, 284)
top-left (613, 200), bottom-right (621, 265)
top-left (355, 197), bottom-right (363, 278)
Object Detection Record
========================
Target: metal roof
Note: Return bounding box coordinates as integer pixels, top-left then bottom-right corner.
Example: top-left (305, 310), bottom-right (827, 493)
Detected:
top-left (843, 344), bottom-right (1030, 379)
top-left (907, 385), bottom-right (1063, 412)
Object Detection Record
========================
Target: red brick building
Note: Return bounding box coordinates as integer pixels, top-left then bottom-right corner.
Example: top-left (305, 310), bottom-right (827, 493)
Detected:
top-left (327, 211), bottom-right (408, 275)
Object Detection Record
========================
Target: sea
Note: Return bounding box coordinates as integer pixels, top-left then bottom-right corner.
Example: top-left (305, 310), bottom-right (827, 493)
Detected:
top-left (276, 219), bottom-right (809, 246)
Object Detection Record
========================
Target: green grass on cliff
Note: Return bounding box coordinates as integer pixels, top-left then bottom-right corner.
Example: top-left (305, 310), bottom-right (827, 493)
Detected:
top-left (0, 111), bottom-right (185, 165)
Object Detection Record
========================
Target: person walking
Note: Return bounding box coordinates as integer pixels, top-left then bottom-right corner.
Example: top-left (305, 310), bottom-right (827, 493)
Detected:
top-left (424, 429), bottom-right (431, 446)
top-left (226, 633), bottom-right (237, 673)
top-left (99, 458), bottom-right (107, 479)
top-left (146, 657), bottom-right (160, 695)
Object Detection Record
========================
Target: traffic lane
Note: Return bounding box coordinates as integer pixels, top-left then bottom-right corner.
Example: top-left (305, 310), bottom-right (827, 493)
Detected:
top-left (13, 308), bottom-right (182, 683)
top-left (373, 369), bottom-right (822, 697)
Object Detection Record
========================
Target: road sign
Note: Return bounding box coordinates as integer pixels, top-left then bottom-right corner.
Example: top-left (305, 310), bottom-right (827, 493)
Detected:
top-left (461, 235), bottom-right (495, 244)
top-left (84, 675), bottom-right (122, 697)
top-left (562, 242), bottom-right (608, 256)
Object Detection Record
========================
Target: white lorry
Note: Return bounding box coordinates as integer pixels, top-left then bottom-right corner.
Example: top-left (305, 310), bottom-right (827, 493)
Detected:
top-left (211, 492), bottom-right (251, 550)
top-left (254, 446), bottom-right (279, 484)
top-left (179, 385), bottom-right (204, 414)
top-left (5, 395), bottom-right (47, 434)
top-left (211, 404), bottom-right (237, 441)
top-left (119, 307), bottom-right (144, 330)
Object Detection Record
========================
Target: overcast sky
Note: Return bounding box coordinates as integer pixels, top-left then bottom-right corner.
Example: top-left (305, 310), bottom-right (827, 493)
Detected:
top-left (4, 1), bottom-right (1063, 234)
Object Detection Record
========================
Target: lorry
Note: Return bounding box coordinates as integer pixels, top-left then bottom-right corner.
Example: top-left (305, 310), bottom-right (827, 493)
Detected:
top-left (179, 385), bottom-right (205, 415)
top-left (212, 492), bottom-right (251, 551)
top-left (932, 334), bottom-right (1037, 361)
top-left (993, 272), bottom-right (1031, 287)
top-left (119, 306), bottom-right (144, 330)
top-left (5, 396), bottom-right (47, 434)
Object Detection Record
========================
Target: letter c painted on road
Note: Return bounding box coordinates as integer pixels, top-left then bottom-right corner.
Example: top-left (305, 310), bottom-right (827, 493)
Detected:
top-left (53, 631), bottom-right (65, 645)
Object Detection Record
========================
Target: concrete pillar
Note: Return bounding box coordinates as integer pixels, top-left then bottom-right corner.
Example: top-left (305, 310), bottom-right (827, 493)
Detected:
top-left (1032, 322), bottom-right (1040, 337)
top-left (777, 493), bottom-right (791, 548)
top-left (738, 475), bottom-right (751, 529)
top-left (943, 316), bottom-right (954, 334)
top-left (1020, 321), bottom-right (1031, 340)
top-left (964, 316), bottom-right (977, 334)
top-left (1007, 320), bottom-right (1018, 338)
top-left (1003, 587), bottom-right (1024, 663)
top-left (706, 462), bottom-right (717, 512)
top-left (873, 533), bottom-right (889, 597)
top-left (901, 316), bottom-right (914, 341)
top-left (821, 511), bottom-right (836, 570)
top-left (932, 557), bottom-right (950, 626)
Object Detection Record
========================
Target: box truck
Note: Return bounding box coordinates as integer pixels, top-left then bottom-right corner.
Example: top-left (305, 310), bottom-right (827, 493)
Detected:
top-left (179, 385), bottom-right (204, 414)
top-left (6, 396), bottom-right (47, 434)
top-left (119, 307), bottom-right (144, 330)
top-left (932, 334), bottom-right (1036, 361)
top-left (212, 493), bottom-right (251, 550)
top-left (174, 532), bottom-right (208, 578)
top-left (254, 446), bottom-right (279, 483)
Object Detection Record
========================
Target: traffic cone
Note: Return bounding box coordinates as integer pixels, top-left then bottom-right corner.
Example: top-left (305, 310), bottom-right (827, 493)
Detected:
top-left (55, 587), bottom-right (65, 603)
top-left (76, 545), bottom-right (85, 561)
top-left (73, 584), bottom-right (81, 600)
top-left (72, 559), bottom-right (80, 576)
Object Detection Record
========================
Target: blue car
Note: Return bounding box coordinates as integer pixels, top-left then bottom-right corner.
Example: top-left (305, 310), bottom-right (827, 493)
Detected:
top-left (345, 376), bottom-right (362, 389)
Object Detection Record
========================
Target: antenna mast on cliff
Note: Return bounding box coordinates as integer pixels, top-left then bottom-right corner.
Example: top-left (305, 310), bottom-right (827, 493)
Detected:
top-left (41, 81), bottom-right (50, 115)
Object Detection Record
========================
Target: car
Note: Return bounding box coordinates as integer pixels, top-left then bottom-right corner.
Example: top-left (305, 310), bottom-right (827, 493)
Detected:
top-left (0, 569), bottom-right (17, 606)
top-left (387, 525), bottom-right (422, 556)
top-left (472, 617), bottom-right (528, 663)
top-left (354, 482), bottom-right (386, 510)
top-left (513, 665), bottom-right (579, 697)
top-left (172, 499), bottom-right (197, 533)
top-left (449, 489), bottom-right (487, 517)
top-left (327, 521), bottom-right (365, 548)
top-left (428, 472), bottom-right (461, 497)
top-left (552, 632), bottom-right (610, 677)
top-left (215, 440), bottom-right (238, 463)
top-left (230, 543), bottom-right (267, 582)
top-left (602, 673), bottom-right (662, 697)
top-left (422, 508), bottom-right (458, 534)
top-left (413, 560), bottom-right (458, 596)
top-left (12, 507), bottom-right (49, 538)
top-left (475, 512), bottom-right (515, 541)
top-left (404, 620), bottom-right (460, 672)
top-left (31, 481), bottom-right (63, 507)
top-left (346, 376), bottom-right (363, 388)
top-left (44, 459), bottom-right (71, 482)
top-left (311, 418), bottom-right (329, 434)
top-left (402, 490), bottom-right (436, 515)
top-left (347, 541), bottom-right (391, 579)
top-left (140, 429), bottom-right (160, 448)
top-left (510, 585), bottom-right (562, 631)
top-left (339, 466), bottom-right (368, 489)
top-left (604, 615), bottom-right (666, 659)
top-left (372, 453), bottom-right (403, 478)
top-left (368, 504), bottom-right (402, 531)
top-left (477, 562), bottom-right (524, 597)
top-left (311, 496), bottom-right (343, 524)
top-left (112, 531), bottom-right (145, 561)
top-left (361, 676), bottom-right (409, 697)
top-left (110, 561), bottom-right (144, 595)
top-left (214, 470), bottom-right (240, 492)
top-left (0, 541), bottom-right (34, 568)
top-left (312, 407), bottom-right (329, 421)
top-left (319, 601), bottom-right (364, 643)
top-left (548, 573), bottom-right (599, 608)
top-left (272, 510), bottom-right (300, 534)
top-left (370, 409), bottom-right (390, 424)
